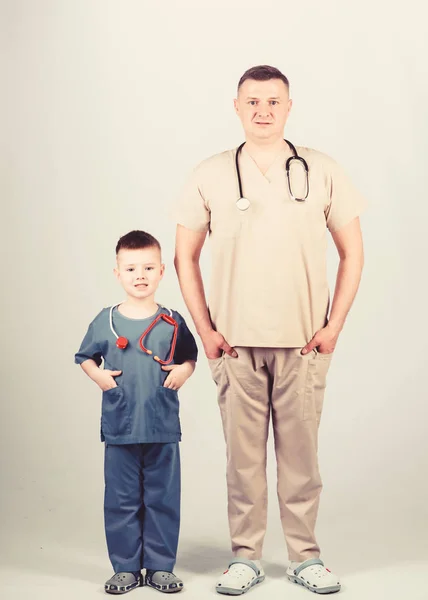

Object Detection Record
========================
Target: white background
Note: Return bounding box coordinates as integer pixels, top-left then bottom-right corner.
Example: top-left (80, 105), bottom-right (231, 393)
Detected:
top-left (1, 1), bottom-right (427, 599)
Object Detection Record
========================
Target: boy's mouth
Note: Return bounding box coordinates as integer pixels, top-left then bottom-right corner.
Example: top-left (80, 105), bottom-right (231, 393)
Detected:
top-left (135, 283), bottom-right (148, 288)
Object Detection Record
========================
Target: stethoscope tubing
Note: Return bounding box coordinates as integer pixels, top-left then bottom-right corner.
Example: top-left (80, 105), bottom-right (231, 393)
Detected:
top-left (235, 139), bottom-right (309, 207)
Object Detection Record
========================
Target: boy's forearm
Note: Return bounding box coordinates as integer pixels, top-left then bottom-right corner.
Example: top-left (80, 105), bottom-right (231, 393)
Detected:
top-left (181, 359), bottom-right (196, 376)
top-left (80, 358), bottom-right (101, 381)
top-left (174, 257), bottom-right (213, 337)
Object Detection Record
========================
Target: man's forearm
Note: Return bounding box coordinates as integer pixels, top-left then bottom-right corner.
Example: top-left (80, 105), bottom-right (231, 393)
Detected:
top-left (174, 257), bottom-right (213, 336)
top-left (328, 255), bottom-right (364, 334)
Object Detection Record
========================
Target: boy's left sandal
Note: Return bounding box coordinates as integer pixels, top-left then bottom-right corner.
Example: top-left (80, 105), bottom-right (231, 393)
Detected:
top-left (145, 570), bottom-right (184, 593)
top-left (105, 571), bottom-right (142, 594)
top-left (286, 558), bottom-right (341, 594)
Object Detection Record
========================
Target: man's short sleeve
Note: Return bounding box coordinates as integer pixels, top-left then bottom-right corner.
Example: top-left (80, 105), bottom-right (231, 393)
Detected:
top-left (75, 322), bottom-right (103, 366)
top-left (324, 158), bottom-right (367, 233)
top-left (173, 313), bottom-right (198, 364)
top-left (172, 166), bottom-right (210, 233)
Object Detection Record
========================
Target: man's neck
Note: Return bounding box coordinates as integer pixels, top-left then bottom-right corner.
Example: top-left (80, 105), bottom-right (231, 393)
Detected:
top-left (244, 136), bottom-right (287, 157)
top-left (243, 136), bottom-right (288, 175)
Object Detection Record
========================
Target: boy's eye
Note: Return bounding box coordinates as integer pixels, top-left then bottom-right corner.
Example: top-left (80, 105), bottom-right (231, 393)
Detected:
top-left (145, 267), bottom-right (154, 271)
top-left (127, 268), bottom-right (134, 272)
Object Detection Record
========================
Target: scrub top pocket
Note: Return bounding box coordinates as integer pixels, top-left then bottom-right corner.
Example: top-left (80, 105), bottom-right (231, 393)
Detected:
top-left (101, 386), bottom-right (131, 437)
top-left (153, 386), bottom-right (181, 435)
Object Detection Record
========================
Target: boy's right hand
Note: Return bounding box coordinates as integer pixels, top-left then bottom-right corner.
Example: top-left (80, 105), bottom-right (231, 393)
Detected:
top-left (93, 369), bottom-right (122, 391)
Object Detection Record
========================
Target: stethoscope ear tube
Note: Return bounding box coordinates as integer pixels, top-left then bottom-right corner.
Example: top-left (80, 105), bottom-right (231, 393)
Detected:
top-left (285, 155), bottom-right (310, 202)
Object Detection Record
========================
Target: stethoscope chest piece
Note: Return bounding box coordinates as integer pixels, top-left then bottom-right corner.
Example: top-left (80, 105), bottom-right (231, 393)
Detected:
top-left (116, 336), bottom-right (129, 350)
top-left (236, 197), bottom-right (250, 211)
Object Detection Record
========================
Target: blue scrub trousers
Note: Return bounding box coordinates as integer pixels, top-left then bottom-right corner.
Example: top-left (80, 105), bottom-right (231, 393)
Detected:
top-left (104, 442), bottom-right (180, 573)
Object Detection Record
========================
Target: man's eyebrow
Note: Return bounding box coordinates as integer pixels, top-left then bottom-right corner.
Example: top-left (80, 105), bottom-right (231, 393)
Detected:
top-left (246, 96), bottom-right (281, 100)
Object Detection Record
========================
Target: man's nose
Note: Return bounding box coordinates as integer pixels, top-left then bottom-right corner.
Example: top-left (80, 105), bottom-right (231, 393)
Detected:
top-left (257, 106), bottom-right (270, 118)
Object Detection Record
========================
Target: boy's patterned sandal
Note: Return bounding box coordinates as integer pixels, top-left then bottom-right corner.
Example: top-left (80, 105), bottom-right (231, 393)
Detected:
top-left (145, 570), bottom-right (184, 593)
top-left (105, 571), bottom-right (142, 594)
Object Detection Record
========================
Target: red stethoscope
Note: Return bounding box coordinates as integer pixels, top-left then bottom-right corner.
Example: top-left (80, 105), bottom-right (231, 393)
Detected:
top-left (109, 304), bottom-right (178, 365)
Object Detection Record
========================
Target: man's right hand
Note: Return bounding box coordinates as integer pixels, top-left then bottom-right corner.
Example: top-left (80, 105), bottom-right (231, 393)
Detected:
top-left (201, 329), bottom-right (238, 359)
top-left (93, 369), bottom-right (122, 391)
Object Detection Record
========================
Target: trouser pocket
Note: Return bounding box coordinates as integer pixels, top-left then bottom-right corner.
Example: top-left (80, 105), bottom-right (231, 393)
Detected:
top-left (303, 352), bottom-right (333, 422)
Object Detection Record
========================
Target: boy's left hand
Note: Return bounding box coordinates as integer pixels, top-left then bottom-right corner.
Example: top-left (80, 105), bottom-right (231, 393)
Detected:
top-left (161, 361), bottom-right (195, 390)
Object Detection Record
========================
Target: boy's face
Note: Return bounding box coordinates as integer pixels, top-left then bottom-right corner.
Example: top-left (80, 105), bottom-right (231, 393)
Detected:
top-left (114, 246), bottom-right (164, 300)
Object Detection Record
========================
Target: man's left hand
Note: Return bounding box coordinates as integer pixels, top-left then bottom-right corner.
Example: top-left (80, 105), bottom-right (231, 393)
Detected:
top-left (301, 324), bottom-right (340, 355)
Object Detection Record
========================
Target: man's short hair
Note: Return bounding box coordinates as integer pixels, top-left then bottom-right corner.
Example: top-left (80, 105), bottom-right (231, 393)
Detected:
top-left (116, 230), bottom-right (161, 255)
top-left (238, 65), bottom-right (289, 92)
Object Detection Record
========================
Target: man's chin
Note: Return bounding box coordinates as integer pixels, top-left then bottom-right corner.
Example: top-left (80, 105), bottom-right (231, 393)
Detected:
top-left (250, 128), bottom-right (278, 140)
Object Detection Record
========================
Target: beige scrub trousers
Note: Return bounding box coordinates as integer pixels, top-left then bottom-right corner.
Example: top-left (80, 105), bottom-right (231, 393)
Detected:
top-left (174, 144), bottom-right (366, 562)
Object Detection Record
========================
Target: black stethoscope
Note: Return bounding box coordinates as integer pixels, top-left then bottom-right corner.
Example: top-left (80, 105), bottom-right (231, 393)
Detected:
top-left (235, 139), bottom-right (310, 211)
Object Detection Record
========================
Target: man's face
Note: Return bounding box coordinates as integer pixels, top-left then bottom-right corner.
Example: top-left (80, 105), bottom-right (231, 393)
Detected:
top-left (234, 78), bottom-right (292, 142)
top-left (114, 246), bottom-right (164, 300)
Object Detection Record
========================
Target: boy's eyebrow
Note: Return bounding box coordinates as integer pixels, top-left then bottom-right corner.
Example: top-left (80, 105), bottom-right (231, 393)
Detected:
top-left (123, 262), bottom-right (157, 267)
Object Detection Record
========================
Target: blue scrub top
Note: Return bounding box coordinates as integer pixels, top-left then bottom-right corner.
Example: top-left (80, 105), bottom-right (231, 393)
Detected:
top-left (75, 305), bottom-right (198, 444)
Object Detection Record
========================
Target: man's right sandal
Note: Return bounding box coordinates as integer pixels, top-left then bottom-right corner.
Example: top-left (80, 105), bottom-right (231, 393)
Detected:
top-left (216, 558), bottom-right (265, 595)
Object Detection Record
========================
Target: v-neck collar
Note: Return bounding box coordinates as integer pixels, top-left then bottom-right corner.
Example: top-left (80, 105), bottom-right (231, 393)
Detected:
top-left (241, 144), bottom-right (292, 184)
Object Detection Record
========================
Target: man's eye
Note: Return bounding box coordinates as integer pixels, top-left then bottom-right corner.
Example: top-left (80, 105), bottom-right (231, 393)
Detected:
top-left (249, 101), bottom-right (257, 106)
top-left (270, 101), bottom-right (278, 105)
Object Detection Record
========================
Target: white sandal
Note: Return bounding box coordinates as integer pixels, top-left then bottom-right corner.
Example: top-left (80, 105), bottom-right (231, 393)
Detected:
top-left (286, 558), bottom-right (341, 594)
top-left (216, 559), bottom-right (265, 595)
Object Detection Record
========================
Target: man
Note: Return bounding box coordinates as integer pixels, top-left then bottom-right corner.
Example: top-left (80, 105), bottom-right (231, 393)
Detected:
top-left (173, 65), bottom-right (365, 595)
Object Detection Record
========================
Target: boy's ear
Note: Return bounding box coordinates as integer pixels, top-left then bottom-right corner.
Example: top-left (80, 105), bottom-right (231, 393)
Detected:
top-left (113, 267), bottom-right (120, 280)
top-left (160, 263), bottom-right (165, 277)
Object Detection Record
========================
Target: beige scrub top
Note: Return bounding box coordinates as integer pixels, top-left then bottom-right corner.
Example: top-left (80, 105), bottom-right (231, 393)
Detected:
top-left (174, 145), bottom-right (367, 348)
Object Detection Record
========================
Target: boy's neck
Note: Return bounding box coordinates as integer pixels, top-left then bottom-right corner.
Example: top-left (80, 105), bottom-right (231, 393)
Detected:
top-left (118, 296), bottom-right (159, 319)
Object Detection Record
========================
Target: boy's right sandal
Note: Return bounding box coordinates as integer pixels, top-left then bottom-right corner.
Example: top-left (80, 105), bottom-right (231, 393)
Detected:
top-left (145, 570), bottom-right (184, 593)
top-left (105, 571), bottom-right (142, 594)
top-left (286, 558), bottom-right (341, 594)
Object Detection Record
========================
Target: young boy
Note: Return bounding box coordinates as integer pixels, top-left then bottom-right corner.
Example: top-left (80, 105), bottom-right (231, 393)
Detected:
top-left (75, 230), bottom-right (197, 594)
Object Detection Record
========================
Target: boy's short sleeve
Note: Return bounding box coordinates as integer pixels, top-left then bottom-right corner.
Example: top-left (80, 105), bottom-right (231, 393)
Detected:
top-left (324, 158), bottom-right (367, 233)
top-left (171, 167), bottom-right (211, 233)
top-left (173, 313), bottom-right (198, 364)
top-left (75, 322), bottom-right (103, 366)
